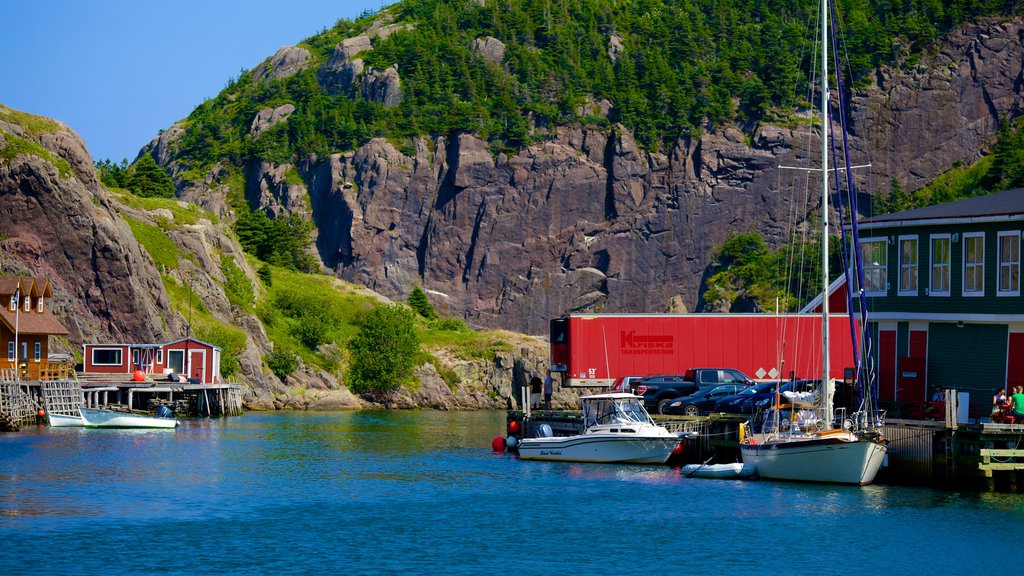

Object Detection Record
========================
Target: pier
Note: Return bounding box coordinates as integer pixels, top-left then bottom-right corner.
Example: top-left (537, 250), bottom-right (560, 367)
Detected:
top-left (508, 409), bottom-right (1024, 492)
top-left (0, 369), bottom-right (244, 431)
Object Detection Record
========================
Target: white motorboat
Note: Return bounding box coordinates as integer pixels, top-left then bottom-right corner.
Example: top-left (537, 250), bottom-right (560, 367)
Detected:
top-left (47, 413), bottom-right (84, 427)
top-left (738, 0), bottom-right (886, 485)
top-left (516, 393), bottom-right (684, 464)
top-left (79, 407), bottom-right (178, 429)
top-left (681, 462), bottom-right (756, 480)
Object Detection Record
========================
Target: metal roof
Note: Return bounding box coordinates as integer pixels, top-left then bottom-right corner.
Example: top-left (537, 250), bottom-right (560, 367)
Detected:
top-left (861, 188), bottom-right (1024, 225)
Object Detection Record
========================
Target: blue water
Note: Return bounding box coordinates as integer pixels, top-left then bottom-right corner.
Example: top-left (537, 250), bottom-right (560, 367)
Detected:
top-left (1, 411), bottom-right (1022, 575)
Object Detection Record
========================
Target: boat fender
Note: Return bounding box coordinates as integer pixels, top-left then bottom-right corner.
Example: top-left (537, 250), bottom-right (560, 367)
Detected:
top-left (506, 435), bottom-right (518, 449)
top-left (491, 436), bottom-right (506, 453)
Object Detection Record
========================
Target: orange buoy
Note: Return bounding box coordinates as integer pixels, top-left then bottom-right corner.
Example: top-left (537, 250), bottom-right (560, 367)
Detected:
top-left (37, 409), bottom-right (46, 417)
top-left (133, 370), bottom-right (146, 382)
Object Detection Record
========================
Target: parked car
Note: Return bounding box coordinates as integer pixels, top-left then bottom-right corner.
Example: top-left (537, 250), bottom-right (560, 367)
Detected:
top-left (738, 379), bottom-right (820, 414)
top-left (661, 383), bottom-right (750, 416)
top-left (714, 381), bottom-right (782, 413)
top-left (683, 368), bottom-right (755, 388)
top-left (629, 374), bottom-right (697, 413)
top-left (610, 375), bottom-right (643, 393)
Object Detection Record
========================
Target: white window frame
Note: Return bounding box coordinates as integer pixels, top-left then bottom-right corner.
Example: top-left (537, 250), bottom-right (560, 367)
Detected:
top-left (898, 235), bottom-right (918, 296)
top-left (167, 349), bottom-right (185, 374)
top-left (36, 297), bottom-right (43, 313)
top-left (998, 230), bottom-right (1020, 297)
top-left (930, 234), bottom-right (951, 297)
top-left (860, 238), bottom-right (888, 297)
top-left (8, 297), bottom-right (15, 312)
top-left (34, 342), bottom-right (41, 362)
top-left (21, 342), bottom-right (27, 361)
top-left (156, 349), bottom-right (163, 365)
top-left (132, 349), bottom-right (140, 366)
top-left (91, 348), bottom-right (123, 366)
top-left (23, 296), bottom-right (30, 312)
top-left (962, 232), bottom-right (985, 297)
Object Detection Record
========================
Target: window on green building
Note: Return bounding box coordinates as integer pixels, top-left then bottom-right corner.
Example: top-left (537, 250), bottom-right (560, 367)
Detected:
top-left (998, 231), bottom-right (1020, 296)
top-left (963, 232), bottom-right (984, 296)
top-left (899, 236), bottom-right (918, 296)
top-left (860, 239), bottom-right (887, 296)
top-left (930, 234), bottom-right (950, 296)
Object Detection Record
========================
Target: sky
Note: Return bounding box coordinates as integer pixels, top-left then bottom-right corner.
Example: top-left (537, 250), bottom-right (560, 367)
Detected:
top-left (4, 0), bottom-right (391, 163)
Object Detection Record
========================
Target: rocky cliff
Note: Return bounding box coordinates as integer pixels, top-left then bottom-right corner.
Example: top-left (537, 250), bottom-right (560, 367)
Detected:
top-left (0, 104), bottom-right (564, 410)
top-left (163, 17), bottom-right (1022, 335)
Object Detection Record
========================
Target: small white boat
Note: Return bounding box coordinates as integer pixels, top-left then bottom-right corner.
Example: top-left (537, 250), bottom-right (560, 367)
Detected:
top-left (48, 413), bottom-right (84, 427)
top-left (517, 393), bottom-right (684, 464)
top-left (681, 462), bottom-right (756, 480)
top-left (79, 407), bottom-right (178, 429)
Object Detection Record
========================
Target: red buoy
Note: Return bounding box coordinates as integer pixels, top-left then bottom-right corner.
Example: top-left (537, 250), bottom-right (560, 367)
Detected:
top-left (508, 420), bottom-right (521, 435)
top-left (491, 436), bottom-right (506, 453)
top-left (133, 370), bottom-right (146, 382)
top-left (37, 409), bottom-right (46, 417)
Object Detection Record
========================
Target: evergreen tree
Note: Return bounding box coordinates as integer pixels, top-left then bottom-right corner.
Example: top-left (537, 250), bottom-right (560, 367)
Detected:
top-left (407, 286), bottom-right (437, 319)
top-left (125, 154), bottom-right (175, 198)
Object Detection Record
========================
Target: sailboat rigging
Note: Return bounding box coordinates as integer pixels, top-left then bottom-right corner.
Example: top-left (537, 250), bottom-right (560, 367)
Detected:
top-left (739, 0), bottom-right (887, 485)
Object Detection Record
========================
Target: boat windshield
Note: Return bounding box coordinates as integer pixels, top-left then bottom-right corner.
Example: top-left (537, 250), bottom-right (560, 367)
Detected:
top-left (583, 397), bottom-right (651, 427)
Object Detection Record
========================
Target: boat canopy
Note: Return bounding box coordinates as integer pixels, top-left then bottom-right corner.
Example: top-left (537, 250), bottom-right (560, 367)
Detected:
top-left (582, 395), bottom-right (653, 427)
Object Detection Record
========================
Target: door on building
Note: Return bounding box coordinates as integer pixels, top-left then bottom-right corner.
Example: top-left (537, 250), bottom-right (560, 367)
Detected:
top-left (897, 356), bottom-right (926, 418)
top-left (189, 350), bottom-right (205, 383)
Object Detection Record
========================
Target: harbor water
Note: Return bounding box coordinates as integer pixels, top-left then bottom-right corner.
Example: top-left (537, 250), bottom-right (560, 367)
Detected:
top-left (1, 410), bottom-right (1021, 575)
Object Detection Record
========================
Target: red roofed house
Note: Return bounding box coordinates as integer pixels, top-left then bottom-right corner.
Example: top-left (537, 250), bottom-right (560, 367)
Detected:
top-left (0, 277), bottom-right (70, 381)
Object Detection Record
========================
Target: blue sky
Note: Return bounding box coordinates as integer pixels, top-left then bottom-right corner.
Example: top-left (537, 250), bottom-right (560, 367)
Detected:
top-left (4, 0), bottom-right (390, 163)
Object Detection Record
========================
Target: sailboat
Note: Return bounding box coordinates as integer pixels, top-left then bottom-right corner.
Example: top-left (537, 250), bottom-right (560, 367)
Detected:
top-left (739, 0), bottom-right (887, 485)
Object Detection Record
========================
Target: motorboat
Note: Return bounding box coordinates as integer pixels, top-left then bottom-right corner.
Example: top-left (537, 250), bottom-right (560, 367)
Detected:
top-left (516, 393), bottom-right (685, 464)
top-left (79, 407), bottom-right (178, 429)
top-left (681, 462), bottom-right (756, 480)
top-left (47, 412), bottom-right (84, 427)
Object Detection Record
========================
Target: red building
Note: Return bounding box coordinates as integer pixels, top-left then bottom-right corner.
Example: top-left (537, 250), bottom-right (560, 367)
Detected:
top-left (82, 337), bottom-right (222, 384)
top-left (0, 277), bottom-right (70, 380)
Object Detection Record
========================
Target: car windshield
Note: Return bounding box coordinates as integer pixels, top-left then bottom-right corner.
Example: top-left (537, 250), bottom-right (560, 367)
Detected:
top-left (583, 397), bottom-right (651, 426)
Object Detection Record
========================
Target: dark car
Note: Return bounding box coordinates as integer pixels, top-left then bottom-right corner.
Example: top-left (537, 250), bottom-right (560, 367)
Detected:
top-left (661, 383), bottom-right (750, 416)
top-left (714, 381), bottom-right (782, 413)
top-left (629, 374), bottom-right (697, 414)
top-left (738, 379), bottom-right (820, 414)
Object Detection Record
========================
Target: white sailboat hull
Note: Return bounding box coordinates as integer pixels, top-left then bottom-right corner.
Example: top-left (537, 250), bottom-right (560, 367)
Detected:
top-left (518, 433), bottom-right (681, 464)
top-left (48, 413), bottom-right (84, 427)
top-left (741, 434), bottom-right (886, 485)
top-left (79, 408), bottom-right (178, 429)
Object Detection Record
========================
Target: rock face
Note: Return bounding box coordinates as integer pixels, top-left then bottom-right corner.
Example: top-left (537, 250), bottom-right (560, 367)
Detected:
top-left (288, 17), bottom-right (1024, 335)
top-left (249, 104), bottom-right (296, 138)
top-left (0, 107), bottom-right (173, 344)
top-left (252, 46), bottom-right (313, 83)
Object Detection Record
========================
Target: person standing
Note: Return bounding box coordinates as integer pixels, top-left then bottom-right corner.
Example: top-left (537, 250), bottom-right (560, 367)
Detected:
top-left (543, 370), bottom-right (554, 409)
top-left (529, 372), bottom-right (542, 409)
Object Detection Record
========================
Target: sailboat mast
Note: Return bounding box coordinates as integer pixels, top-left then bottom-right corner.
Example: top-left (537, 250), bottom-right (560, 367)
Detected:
top-left (820, 0), bottom-right (832, 418)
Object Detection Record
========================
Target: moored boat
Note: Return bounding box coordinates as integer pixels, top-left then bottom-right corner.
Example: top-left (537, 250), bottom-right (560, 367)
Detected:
top-left (738, 0), bottom-right (886, 485)
top-left (79, 407), bottom-right (178, 429)
top-left (516, 393), bottom-right (686, 464)
top-left (47, 412), bottom-right (84, 427)
top-left (681, 462), bottom-right (756, 480)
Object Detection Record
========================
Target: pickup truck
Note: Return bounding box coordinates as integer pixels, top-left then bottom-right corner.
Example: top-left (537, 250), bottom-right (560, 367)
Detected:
top-left (631, 368), bottom-right (755, 414)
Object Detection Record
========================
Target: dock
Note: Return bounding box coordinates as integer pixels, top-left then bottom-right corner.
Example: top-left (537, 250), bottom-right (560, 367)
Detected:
top-left (0, 370), bottom-right (244, 431)
top-left (508, 409), bottom-right (1024, 492)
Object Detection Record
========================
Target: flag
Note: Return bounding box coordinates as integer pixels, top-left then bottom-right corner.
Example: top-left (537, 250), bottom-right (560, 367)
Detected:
top-left (11, 287), bottom-right (18, 307)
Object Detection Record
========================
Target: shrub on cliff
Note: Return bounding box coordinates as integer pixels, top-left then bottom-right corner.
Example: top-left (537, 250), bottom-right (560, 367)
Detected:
top-left (347, 304), bottom-right (418, 398)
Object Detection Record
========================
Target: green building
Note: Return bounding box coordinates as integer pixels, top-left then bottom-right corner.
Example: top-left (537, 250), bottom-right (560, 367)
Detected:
top-left (855, 188), bottom-right (1024, 418)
